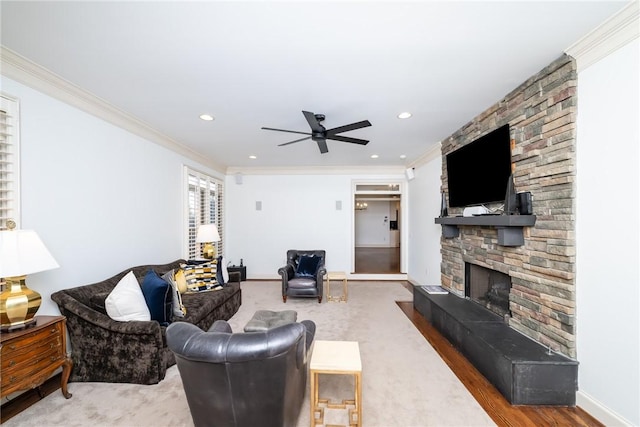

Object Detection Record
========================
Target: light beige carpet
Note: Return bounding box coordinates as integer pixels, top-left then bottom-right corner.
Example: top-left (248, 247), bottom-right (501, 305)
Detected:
top-left (4, 281), bottom-right (495, 427)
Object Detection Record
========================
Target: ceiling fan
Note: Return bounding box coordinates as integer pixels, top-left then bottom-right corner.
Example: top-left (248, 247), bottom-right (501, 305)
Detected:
top-left (262, 111), bottom-right (372, 154)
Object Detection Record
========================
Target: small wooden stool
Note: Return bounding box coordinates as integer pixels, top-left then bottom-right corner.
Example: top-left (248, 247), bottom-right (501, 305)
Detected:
top-left (310, 340), bottom-right (362, 427)
top-left (325, 271), bottom-right (348, 302)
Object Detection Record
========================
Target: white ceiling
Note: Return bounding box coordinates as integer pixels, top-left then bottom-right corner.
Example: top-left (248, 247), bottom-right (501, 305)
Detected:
top-left (0, 1), bottom-right (629, 171)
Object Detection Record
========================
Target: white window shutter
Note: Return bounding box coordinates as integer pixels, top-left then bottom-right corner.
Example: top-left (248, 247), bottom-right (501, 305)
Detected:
top-left (0, 94), bottom-right (20, 228)
top-left (185, 167), bottom-right (224, 260)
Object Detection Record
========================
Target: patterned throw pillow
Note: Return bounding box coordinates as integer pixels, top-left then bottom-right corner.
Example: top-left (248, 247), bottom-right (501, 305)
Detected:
top-left (181, 262), bottom-right (223, 292)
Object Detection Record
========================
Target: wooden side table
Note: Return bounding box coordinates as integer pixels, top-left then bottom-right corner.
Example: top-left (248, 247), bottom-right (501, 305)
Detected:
top-left (1, 315), bottom-right (73, 400)
top-left (325, 271), bottom-right (348, 302)
top-left (310, 340), bottom-right (362, 427)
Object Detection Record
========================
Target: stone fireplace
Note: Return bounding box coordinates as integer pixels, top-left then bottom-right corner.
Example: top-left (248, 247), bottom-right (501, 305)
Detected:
top-left (439, 54), bottom-right (578, 359)
top-left (466, 263), bottom-right (511, 318)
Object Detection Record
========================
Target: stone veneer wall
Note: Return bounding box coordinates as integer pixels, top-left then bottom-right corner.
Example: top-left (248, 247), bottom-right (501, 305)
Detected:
top-left (440, 54), bottom-right (577, 358)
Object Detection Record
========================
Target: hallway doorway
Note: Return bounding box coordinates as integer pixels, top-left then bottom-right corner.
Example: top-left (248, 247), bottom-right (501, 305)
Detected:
top-left (353, 182), bottom-right (404, 275)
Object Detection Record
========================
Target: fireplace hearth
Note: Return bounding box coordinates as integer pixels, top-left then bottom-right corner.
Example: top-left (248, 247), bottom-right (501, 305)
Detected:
top-left (465, 263), bottom-right (511, 318)
top-left (413, 288), bottom-right (578, 405)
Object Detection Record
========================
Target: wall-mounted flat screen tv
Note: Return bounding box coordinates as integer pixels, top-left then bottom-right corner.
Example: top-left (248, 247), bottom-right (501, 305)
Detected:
top-left (446, 124), bottom-right (512, 208)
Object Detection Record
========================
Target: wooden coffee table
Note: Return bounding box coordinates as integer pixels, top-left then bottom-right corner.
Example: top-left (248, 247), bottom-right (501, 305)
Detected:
top-left (310, 340), bottom-right (362, 427)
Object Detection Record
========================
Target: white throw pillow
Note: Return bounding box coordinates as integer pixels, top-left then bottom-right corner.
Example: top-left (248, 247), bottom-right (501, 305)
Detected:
top-left (221, 256), bottom-right (229, 283)
top-left (105, 271), bottom-right (151, 321)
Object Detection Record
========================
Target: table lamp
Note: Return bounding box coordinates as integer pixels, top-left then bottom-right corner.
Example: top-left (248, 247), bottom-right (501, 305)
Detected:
top-left (0, 220), bottom-right (59, 331)
top-left (195, 224), bottom-right (220, 260)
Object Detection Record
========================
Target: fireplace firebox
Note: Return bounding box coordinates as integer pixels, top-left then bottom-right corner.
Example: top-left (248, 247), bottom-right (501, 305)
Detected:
top-left (465, 263), bottom-right (511, 318)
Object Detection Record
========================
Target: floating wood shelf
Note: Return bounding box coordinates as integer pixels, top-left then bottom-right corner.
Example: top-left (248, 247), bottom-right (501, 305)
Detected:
top-left (434, 215), bottom-right (536, 246)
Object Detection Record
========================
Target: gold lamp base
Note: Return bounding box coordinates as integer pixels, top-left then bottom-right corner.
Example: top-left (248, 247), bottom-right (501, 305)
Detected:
top-left (201, 242), bottom-right (217, 260)
top-left (0, 275), bottom-right (41, 331)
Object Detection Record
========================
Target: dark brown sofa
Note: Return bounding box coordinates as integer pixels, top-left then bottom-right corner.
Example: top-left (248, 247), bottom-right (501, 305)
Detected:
top-left (51, 260), bottom-right (241, 385)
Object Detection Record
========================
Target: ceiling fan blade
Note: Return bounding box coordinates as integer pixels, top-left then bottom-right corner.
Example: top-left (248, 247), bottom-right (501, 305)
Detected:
top-left (326, 134), bottom-right (369, 145)
top-left (302, 111), bottom-right (325, 133)
top-left (326, 120), bottom-right (372, 136)
top-left (316, 139), bottom-right (329, 154)
top-left (261, 127), bottom-right (311, 136)
top-left (278, 136), bottom-right (312, 146)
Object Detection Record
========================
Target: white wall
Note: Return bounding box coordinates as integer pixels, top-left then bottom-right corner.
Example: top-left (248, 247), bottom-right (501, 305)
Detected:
top-left (1, 76), bottom-right (221, 316)
top-left (576, 39), bottom-right (639, 426)
top-left (407, 154), bottom-right (443, 286)
top-left (355, 201), bottom-right (392, 247)
top-left (224, 173), bottom-right (405, 278)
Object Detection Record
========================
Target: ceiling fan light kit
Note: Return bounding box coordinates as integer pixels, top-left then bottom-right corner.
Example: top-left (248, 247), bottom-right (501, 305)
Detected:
top-left (262, 110), bottom-right (371, 154)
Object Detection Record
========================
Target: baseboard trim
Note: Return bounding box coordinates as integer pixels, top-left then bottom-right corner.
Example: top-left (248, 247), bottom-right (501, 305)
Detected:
top-left (348, 273), bottom-right (407, 281)
top-left (248, 274), bottom-right (408, 281)
top-left (576, 390), bottom-right (634, 426)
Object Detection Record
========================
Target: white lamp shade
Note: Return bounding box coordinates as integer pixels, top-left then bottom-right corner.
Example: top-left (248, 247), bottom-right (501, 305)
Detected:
top-left (195, 224), bottom-right (220, 243)
top-left (0, 230), bottom-right (59, 277)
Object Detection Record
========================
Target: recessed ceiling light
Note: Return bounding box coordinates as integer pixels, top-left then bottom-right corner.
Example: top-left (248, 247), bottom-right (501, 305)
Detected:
top-left (249, 155), bottom-right (257, 159)
top-left (199, 114), bottom-right (215, 121)
top-left (400, 154), bottom-right (407, 159)
top-left (370, 154), bottom-right (379, 159)
top-left (397, 112), bottom-right (412, 119)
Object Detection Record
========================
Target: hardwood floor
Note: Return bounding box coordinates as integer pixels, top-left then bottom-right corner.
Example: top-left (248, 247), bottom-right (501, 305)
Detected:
top-left (397, 299), bottom-right (603, 427)
top-left (354, 246), bottom-right (400, 273)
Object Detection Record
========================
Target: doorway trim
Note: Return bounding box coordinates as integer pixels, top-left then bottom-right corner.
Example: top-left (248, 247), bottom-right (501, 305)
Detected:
top-left (351, 180), bottom-right (408, 279)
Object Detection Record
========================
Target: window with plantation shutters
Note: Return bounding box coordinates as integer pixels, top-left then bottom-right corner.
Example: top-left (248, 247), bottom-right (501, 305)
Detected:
top-left (0, 94), bottom-right (20, 229)
top-left (185, 167), bottom-right (224, 260)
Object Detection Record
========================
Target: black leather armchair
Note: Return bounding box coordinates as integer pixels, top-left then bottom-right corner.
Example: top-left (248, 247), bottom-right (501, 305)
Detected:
top-left (278, 249), bottom-right (326, 303)
top-left (166, 319), bottom-right (316, 427)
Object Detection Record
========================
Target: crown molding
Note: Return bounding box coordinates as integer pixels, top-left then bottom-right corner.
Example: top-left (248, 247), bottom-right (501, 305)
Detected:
top-left (226, 165), bottom-right (406, 176)
top-left (0, 46), bottom-right (225, 173)
top-left (565, 1), bottom-right (639, 71)
top-left (408, 142), bottom-right (441, 169)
